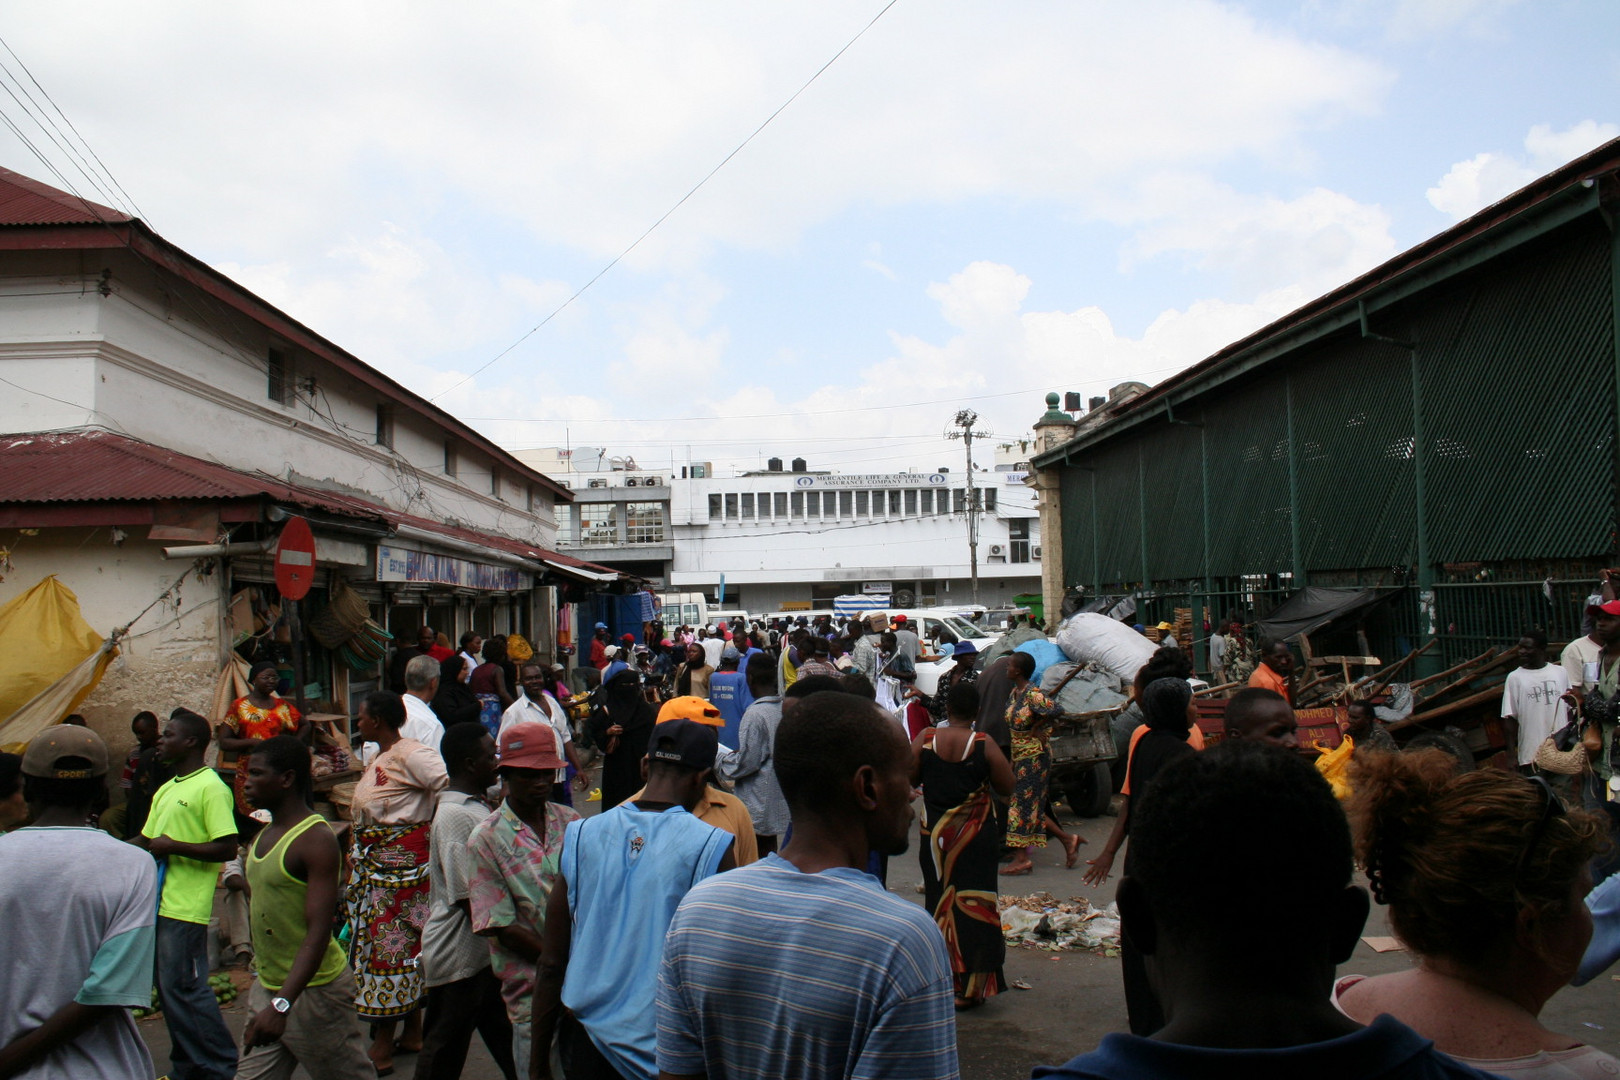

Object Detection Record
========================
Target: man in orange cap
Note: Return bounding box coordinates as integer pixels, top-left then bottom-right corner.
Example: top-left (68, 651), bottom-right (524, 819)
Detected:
top-left (629, 697), bottom-right (757, 865)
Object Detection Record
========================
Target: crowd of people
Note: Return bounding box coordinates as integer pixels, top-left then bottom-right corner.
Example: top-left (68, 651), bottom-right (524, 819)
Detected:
top-left (8, 600), bottom-right (1620, 1079)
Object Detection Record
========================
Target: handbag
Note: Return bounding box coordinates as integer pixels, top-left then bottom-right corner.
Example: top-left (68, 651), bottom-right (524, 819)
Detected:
top-left (1538, 708), bottom-right (1589, 775)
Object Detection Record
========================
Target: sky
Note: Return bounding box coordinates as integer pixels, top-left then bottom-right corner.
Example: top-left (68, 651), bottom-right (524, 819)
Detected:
top-left (0, 0), bottom-right (1615, 479)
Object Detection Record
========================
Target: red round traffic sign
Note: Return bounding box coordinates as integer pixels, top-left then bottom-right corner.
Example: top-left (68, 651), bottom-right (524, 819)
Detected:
top-left (274, 516), bottom-right (317, 601)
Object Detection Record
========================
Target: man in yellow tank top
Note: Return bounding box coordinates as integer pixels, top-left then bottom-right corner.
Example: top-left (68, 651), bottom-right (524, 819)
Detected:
top-left (237, 735), bottom-right (373, 1080)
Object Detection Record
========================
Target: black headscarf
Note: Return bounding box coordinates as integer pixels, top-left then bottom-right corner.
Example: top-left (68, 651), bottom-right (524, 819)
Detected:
top-left (590, 670), bottom-right (659, 810)
top-left (431, 654), bottom-right (481, 728)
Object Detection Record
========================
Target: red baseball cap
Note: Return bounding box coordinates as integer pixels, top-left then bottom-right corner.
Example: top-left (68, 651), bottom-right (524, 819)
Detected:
top-left (498, 722), bottom-right (566, 771)
top-left (1589, 600), bottom-right (1620, 618)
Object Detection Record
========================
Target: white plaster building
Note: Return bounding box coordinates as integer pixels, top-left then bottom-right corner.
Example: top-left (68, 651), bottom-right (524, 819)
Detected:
top-left (512, 446), bottom-right (1043, 615)
top-left (0, 167), bottom-right (607, 747)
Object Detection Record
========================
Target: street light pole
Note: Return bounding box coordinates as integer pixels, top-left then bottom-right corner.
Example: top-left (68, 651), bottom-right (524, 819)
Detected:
top-left (949, 409), bottom-right (982, 606)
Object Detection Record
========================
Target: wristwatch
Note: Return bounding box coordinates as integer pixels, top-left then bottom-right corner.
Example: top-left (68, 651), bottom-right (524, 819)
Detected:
top-left (270, 996), bottom-right (292, 1014)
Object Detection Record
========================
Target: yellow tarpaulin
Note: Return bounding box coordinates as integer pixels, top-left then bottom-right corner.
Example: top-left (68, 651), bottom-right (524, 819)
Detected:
top-left (0, 576), bottom-right (116, 748)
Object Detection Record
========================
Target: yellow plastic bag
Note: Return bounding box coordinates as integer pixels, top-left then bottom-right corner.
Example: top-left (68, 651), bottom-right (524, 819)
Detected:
top-left (506, 633), bottom-right (535, 664)
top-left (1314, 736), bottom-right (1355, 801)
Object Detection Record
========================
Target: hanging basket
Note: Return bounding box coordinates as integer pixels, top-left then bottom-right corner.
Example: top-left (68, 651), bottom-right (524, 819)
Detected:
top-left (308, 579), bottom-right (372, 650)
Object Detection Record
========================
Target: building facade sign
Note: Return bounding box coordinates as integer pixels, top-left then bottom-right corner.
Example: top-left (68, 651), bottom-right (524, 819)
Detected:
top-left (376, 544), bottom-right (533, 591)
top-left (862, 581), bottom-right (892, 594)
top-left (793, 473), bottom-right (947, 488)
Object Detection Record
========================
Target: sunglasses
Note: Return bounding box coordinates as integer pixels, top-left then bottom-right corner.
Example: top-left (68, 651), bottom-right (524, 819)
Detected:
top-left (1516, 775), bottom-right (1566, 879)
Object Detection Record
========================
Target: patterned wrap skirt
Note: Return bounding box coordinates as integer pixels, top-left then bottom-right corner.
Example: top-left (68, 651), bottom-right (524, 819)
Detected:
top-left (1007, 747), bottom-right (1052, 848)
top-left (347, 821), bottom-right (432, 1020)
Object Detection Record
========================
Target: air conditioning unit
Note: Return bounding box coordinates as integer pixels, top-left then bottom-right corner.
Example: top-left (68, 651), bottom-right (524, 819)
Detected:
top-left (587, 479), bottom-right (607, 488)
top-left (1032, 544), bottom-right (1043, 559)
top-left (625, 478), bottom-right (639, 487)
top-left (989, 544), bottom-right (1005, 556)
top-left (642, 476), bottom-right (662, 486)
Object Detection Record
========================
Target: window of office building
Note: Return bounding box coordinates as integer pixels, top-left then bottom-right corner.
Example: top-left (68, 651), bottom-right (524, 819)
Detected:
top-left (920, 489), bottom-right (933, 514)
top-left (791, 490), bottom-right (804, 517)
top-left (1009, 518), bottom-right (1031, 563)
top-left (557, 503), bottom-right (573, 540)
top-left (806, 490), bottom-right (821, 518)
top-left (708, 494), bottom-right (722, 521)
top-left (904, 489), bottom-right (917, 515)
top-left (580, 504), bottom-right (618, 544)
top-left (856, 490), bottom-right (870, 516)
top-left (626, 502), bottom-right (666, 544)
top-left (953, 489), bottom-right (966, 514)
top-left (741, 492), bottom-right (755, 520)
top-left (773, 492), bottom-right (787, 518)
top-left (725, 493), bottom-right (739, 520)
top-left (984, 488), bottom-right (998, 511)
top-left (888, 490), bottom-right (902, 515)
top-left (839, 490), bottom-right (852, 517)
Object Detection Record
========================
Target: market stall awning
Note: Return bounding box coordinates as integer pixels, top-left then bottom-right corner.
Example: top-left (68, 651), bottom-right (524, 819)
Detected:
top-left (0, 429), bottom-right (620, 584)
top-left (1255, 587), bottom-right (1401, 642)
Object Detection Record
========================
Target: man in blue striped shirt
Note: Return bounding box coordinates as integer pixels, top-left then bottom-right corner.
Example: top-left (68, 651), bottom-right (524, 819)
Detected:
top-left (656, 691), bottom-right (958, 1080)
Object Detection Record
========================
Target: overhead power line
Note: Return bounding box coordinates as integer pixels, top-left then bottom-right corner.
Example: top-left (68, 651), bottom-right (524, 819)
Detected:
top-left (430, 0), bottom-right (903, 403)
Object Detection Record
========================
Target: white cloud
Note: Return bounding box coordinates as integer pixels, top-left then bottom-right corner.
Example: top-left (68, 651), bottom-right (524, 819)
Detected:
top-left (1427, 120), bottom-right (1619, 220)
top-left (1385, 0), bottom-right (1522, 40)
top-left (1121, 176), bottom-right (1397, 300)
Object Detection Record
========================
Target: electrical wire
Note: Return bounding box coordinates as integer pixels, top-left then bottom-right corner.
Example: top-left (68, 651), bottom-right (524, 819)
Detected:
top-left (430, 0), bottom-right (903, 403)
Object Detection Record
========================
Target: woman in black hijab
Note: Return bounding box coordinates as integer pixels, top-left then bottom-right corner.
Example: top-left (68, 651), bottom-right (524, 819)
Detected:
top-left (430, 654), bottom-right (481, 728)
top-left (588, 668), bottom-right (658, 810)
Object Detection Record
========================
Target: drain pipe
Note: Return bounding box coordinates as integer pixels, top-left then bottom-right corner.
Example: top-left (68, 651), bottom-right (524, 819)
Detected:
top-left (161, 538), bottom-right (276, 560)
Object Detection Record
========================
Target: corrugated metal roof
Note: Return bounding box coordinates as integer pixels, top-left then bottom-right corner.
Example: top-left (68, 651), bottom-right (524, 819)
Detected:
top-left (0, 429), bottom-right (388, 520)
top-left (0, 166), bottom-right (130, 226)
top-left (0, 429), bottom-right (617, 576)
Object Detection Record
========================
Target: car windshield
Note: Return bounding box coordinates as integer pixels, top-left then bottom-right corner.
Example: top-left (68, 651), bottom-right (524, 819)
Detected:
top-left (940, 614), bottom-right (982, 639)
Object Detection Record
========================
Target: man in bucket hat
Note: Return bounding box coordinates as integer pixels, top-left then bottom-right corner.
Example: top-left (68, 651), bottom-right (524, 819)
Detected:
top-left (467, 722), bottom-right (579, 1077)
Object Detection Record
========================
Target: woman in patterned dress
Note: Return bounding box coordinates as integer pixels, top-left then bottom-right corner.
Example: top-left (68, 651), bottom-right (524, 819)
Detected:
top-left (1002, 651), bottom-right (1082, 875)
top-left (347, 690), bottom-right (448, 1074)
top-left (913, 681), bottom-right (1015, 1009)
top-left (216, 660), bottom-right (308, 825)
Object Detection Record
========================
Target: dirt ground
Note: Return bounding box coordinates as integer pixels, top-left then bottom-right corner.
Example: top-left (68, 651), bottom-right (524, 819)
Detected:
top-left (138, 794), bottom-right (1620, 1080)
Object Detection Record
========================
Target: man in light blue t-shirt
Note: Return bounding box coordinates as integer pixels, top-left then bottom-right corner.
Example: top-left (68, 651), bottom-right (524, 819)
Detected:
top-left (657, 691), bottom-right (958, 1080)
top-left (0, 726), bottom-right (159, 1080)
top-left (531, 718), bottom-right (735, 1080)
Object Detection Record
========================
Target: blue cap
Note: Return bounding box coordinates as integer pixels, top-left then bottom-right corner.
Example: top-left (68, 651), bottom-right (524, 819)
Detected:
top-left (594, 622), bottom-right (608, 630)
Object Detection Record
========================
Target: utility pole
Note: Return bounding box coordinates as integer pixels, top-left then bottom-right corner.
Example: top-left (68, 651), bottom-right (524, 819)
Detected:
top-left (947, 409), bottom-right (982, 605)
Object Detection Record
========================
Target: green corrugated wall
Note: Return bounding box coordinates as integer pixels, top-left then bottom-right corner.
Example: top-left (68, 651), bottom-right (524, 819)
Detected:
top-left (1058, 219), bottom-right (1615, 594)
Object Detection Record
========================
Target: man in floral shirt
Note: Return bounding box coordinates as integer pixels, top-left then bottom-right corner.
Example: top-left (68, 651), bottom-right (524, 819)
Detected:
top-left (467, 722), bottom-right (579, 1077)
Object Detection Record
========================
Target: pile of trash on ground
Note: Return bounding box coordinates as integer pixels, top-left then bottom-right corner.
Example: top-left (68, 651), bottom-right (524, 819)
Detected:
top-left (999, 891), bottom-right (1121, 955)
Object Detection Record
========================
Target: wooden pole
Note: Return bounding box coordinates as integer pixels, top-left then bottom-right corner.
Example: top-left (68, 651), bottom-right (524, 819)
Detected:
top-left (1410, 648), bottom-right (1496, 691)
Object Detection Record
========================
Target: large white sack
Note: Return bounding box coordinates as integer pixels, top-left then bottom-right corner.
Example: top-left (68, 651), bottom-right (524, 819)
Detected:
top-left (1055, 613), bottom-right (1158, 683)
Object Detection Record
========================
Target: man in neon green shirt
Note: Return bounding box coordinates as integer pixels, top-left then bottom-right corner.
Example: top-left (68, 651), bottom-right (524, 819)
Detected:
top-left (137, 707), bottom-right (239, 1080)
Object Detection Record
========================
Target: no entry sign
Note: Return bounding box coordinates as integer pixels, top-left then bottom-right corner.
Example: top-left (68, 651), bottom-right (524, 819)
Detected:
top-left (274, 516), bottom-right (317, 600)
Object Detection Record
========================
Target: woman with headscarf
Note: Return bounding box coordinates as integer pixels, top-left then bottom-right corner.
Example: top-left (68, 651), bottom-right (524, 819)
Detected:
top-left (347, 691), bottom-right (448, 1074)
top-left (1001, 651), bottom-right (1083, 875)
top-left (1111, 676), bottom-right (1199, 1035)
top-left (588, 668), bottom-right (659, 809)
top-left (215, 660), bottom-right (309, 823)
top-left (429, 653), bottom-right (481, 727)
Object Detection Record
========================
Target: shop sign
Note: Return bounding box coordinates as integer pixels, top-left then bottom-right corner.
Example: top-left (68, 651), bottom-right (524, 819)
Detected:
top-left (862, 581), bottom-right (892, 594)
top-left (793, 473), bottom-right (947, 488)
top-left (376, 544), bottom-right (533, 591)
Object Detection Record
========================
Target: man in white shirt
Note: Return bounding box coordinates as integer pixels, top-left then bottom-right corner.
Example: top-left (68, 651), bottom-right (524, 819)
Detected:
top-left (500, 663), bottom-right (586, 806)
top-left (364, 657), bottom-right (444, 764)
top-left (1563, 600), bottom-right (1620, 698)
top-left (1501, 629), bottom-right (1572, 770)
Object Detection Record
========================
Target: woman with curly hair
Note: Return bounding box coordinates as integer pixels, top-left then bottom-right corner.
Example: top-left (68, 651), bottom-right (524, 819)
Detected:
top-left (1336, 748), bottom-right (1614, 1077)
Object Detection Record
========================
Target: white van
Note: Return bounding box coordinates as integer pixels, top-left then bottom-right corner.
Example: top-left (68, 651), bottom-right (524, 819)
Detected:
top-left (658, 592), bottom-right (707, 630)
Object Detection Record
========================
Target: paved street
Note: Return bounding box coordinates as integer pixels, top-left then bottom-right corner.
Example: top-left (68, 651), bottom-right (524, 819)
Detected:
top-left (138, 796), bottom-right (1620, 1079)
